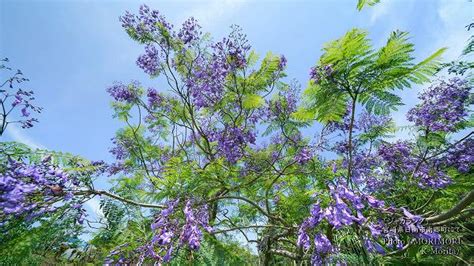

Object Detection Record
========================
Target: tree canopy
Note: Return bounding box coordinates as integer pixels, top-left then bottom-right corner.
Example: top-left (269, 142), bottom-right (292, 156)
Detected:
top-left (1, 3), bottom-right (473, 266)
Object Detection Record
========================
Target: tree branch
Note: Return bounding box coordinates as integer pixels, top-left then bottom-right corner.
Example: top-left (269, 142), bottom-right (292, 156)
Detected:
top-left (425, 190), bottom-right (474, 223)
top-left (74, 190), bottom-right (164, 209)
top-left (208, 195), bottom-right (286, 223)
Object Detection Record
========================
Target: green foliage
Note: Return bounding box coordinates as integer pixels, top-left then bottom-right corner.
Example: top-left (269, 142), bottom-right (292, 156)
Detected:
top-left (357, 0), bottom-right (381, 11)
top-left (0, 201), bottom-right (84, 265)
top-left (170, 236), bottom-right (259, 265)
top-left (300, 28), bottom-right (445, 123)
top-left (242, 94), bottom-right (265, 109)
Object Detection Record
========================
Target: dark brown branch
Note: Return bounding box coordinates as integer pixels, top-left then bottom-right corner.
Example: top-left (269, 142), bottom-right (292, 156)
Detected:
top-left (425, 190), bottom-right (474, 223)
top-left (208, 195), bottom-right (286, 223)
top-left (74, 190), bottom-right (164, 209)
top-left (269, 249), bottom-right (299, 260)
top-left (212, 225), bottom-right (289, 235)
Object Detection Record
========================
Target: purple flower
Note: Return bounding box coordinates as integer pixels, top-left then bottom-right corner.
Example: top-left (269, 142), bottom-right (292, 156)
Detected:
top-left (364, 238), bottom-right (385, 254)
top-left (21, 107), bottom-right (30, 117)
top-left (147, 87), bottom-right (163, 108)
top-left (314, 233), bottom-right (332, 254)
top-left (295, 147), bottom-right (313, 164)
top-left (323, 64), bottom-right (334, 76)
top-left (401, 207), bottom-right (422, 223)
top-left (407, 78), bottom-right (471, 132)
top-left (106, 81), bottom-right (139, 102)
top-left (211, 126), bottom-right (256, 163)
top-left (444, 138), bottom-right (473, 173)
top-left (367, 222), bottom-right (382, 237)
top-left (0, 158), bottom-right (81, 218)
top-left (278, 55), bottom-right (287, 70)
top-left (365, 195), bottom-right (384, 208)
top-left (137, 45), bottom-right (161, 75)
top-left (297, 227), bottom-right (311, 250)
top-left (309, 67), bottom-right (320, 83)
top-left (178, 17), bottom-right (201, 45)
top-left (119, 5), bottom-right (173, 44)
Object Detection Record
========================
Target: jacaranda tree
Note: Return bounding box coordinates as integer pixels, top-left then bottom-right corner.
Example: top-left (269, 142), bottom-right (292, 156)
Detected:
top-left (1, 4), bottom-right (472, 265)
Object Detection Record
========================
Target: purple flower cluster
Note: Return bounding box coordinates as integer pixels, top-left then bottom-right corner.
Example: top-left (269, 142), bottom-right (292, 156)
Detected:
top-left (444, 138), bottom-right (473, 173)
top-left (106, 81), bottom-right (140, 103)
top-left (378, 141), bottom-right (451, 188)
top-left (0, 156), bottom-right (83, 224)
top-left (295, 146), bottom-right (313, 164)
top-left (146, 199), bottom-right (179, 262)
top-left (131, 199), bottom-right (211, 264)
top-left (119, 5), bottom-right (179, 77)
top-left (119, 5), bottom-right (173, 43)
top-left (278, 55), bottom-right (287, 71)
top-left (407, 78), bottom-right (471, 132)
top-left (297, 183), bottom-right (386, 250)
top-left (107, 137), bottom-right (135, 175)
top-left (266, 83), bottom-right (299, 119)
top-left (186, 26), bottom-right (250, 108)
top-left (178, 17), bottom-right (202, 45)
top-left (298, 181), bottom-right (443, 257)
top-left (364, 238), bottom-right (385, 254)
top-left (310, 233), bottom-right (334, 265)
top-left (358, 111), bottom-right (392, 134)
top-left (137, 44), bottom-right (161, 76)
top-left (186, 54), bottom-right (229, 108)
top-left (109, 137), bottom-right (130, 161)
top-left (215, 25), bottom-right (251, 70)
top-left (180, 200), bottom-right (212, 249)
top-left (1, 60), bottom-right (42, 132)
top-left (210, 126), bottom-right (256, 163)
top-left (309, 64), bottom-right (334, 84)
top-left (378, 141), bottom-right (415, 173)
top-left (146, 87), bottom-right (164, 109)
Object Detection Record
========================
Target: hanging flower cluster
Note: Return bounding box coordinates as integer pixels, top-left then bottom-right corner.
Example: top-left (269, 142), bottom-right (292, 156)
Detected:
top-left (407, 78), bottom-right (472, 132)
top-left (0, 156), bottom-right (86, 225)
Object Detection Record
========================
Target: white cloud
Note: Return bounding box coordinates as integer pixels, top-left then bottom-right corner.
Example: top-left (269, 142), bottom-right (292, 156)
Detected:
top-left (369, 1), bottom-right (391, 24)
top-left (6, 124), bottom-right (46, 150)
top-left (178, 0), bottom-right (249, 29)
top-left (434, 0), bottom-right (472, 61)
top-left (85, 197), bottom-right (104, 218)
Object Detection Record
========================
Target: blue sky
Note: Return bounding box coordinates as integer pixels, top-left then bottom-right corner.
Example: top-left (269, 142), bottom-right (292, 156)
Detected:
top-left (1, 0), bottom-right (472, 217)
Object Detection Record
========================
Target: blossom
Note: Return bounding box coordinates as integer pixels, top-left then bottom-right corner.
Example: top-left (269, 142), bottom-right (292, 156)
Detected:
top-left (444, 138), bottom-right (473, 173)
top-left (314, 233), bottom-right (332, 254)
top-left (147, 87), bottom-right (163, 108)
top-left (178, 17), bottom-right (201, 45)
top-left (210, 126), bottom-right (256, 163)
top-left (297, 228), bottom-right (311, 250)
top-left (295, 147), bottom-right (313, 164)
top-left (278, 55), bottom-right (287, 70)
top-left (407, 78), bottom-right (471, 132)
top-left (1, 62), bottom-right (42, 134)
top-left (0, 157), bottom-right (82, 222)
top-left (137, 44), bottom-right (161, 75)
top-left (119, 5), bottom-right (173, 44)
top-left (364, 238), bottom-right (385, 254)
top-left (106, 81), bottom-right (139, 102)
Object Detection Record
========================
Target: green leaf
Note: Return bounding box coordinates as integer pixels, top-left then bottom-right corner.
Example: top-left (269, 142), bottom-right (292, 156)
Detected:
top-left (242, 94), bottom-right (264, 109)
top-left (357, 0), bottom-right (381, 11)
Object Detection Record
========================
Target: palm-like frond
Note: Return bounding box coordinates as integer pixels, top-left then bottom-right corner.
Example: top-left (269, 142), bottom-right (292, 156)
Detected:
top-left (301, 82), bottom-right (349, 123)
top-left (359, 90), bottom-right (403, 115)
top-left (299, 28), bottom-right (445, 123)
top-left (320, 29), bottom-right (375, 79)
top-left (357, 0), bottom-right (382, 11)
